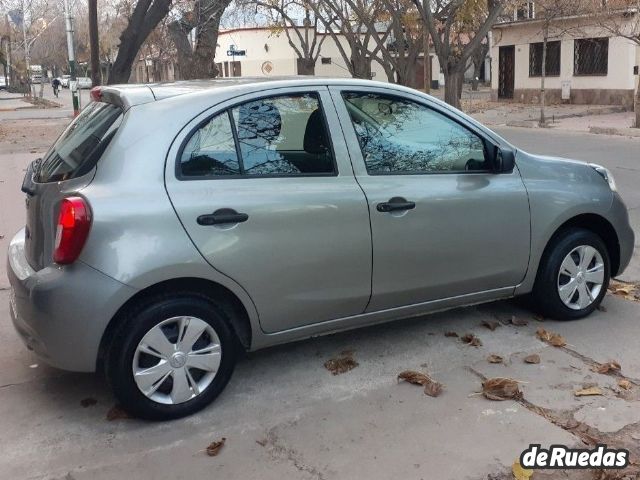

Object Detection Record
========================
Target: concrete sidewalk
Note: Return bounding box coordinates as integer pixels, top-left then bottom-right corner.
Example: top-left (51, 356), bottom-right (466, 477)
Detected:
top-left (467, 102), bottom-right (629, 128)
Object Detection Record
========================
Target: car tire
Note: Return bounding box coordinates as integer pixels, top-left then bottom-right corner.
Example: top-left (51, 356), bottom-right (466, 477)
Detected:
top-left (532, 228), bottom-right (610, 320)
top-left (106, 293), bottom-right (237, 420)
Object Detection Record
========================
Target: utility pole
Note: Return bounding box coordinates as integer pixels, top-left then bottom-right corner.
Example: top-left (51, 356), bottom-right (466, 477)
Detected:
top-left (88, 0), bottom-right (100, 86)
top-left (63, 0), bottom-right (79, 115)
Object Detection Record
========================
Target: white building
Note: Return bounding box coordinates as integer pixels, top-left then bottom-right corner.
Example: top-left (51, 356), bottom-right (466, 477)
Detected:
top-left (491, 10), bottom-right (640, 106)
top-left (214, 26), bottom-right (443, 89)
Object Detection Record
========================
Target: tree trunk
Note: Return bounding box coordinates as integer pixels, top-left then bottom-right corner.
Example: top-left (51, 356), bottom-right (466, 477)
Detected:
top-left (168, 2), bottom-right (227, 80)
top-left (444, 69), bottom-right (463, 109)
top-left (88, 0), bottom-right (101, 87)
top-left (539, 30), bottom-right (548, 127)
top-left (107, 0), bottom-right (172, 84)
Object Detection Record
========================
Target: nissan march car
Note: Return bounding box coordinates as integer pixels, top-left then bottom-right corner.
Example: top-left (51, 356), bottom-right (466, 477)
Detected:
top-left (7, 77), bottom-right (634, 420)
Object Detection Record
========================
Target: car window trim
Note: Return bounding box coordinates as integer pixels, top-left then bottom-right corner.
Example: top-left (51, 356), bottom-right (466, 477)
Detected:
top-left (339, 89), bottom-right (497, 177)
top-left (175, 90), bottom-right (339, 181)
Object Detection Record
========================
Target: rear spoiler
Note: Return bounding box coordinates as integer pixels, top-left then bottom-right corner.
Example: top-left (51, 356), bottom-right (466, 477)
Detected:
top-left (89, 85), bottom-right (156, 110)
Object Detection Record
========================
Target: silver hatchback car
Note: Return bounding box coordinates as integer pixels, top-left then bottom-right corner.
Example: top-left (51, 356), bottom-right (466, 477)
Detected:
top-left (7, 77), bottom-right (634, 419)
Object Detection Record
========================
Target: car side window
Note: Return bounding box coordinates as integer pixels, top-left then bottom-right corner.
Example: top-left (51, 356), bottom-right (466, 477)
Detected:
top-left (180, 111), bottom-right (240, 177)
top-left (230, 93), bottom-right (335, 176)
top-left (342, 92), bottom-right (489, 175)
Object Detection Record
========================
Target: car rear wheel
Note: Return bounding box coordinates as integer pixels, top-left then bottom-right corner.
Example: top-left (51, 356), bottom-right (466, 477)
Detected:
top-left (532, 228), bottom-right (610, 320)
top-left (106, 294), bottom-right (237, 420)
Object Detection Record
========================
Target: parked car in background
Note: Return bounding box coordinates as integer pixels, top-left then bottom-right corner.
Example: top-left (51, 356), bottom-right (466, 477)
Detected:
top-left (59, 75), bottom-right (71, 88)
top-left (7, 78), bottom-right (634, 420)
top-left (76, 77), bottom-right (92, 89)
top-left (0, 77), bottom-right (7, 89)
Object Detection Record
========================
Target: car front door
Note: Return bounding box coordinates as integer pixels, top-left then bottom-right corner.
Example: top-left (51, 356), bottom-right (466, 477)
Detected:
top-left (330, 87), bottom-right (531, 312)
top-left (165, 87), bottom-right (372, 333)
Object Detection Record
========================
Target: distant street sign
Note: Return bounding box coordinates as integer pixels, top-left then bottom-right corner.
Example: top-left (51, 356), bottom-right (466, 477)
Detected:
top-left (227, 50), bottom-right (246, 57)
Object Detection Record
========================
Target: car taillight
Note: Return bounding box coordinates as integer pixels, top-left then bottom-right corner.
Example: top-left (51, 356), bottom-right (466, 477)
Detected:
top-left (90, 86), bottom-right (102, 102)
top-left (53, 197), bottom-right (92, 264)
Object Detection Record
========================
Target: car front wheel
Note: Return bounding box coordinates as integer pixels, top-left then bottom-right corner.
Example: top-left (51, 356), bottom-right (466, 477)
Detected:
top-left (106, 294), bottom-right (237, 420)
top-left (532, 228), bottom-right (610, 320)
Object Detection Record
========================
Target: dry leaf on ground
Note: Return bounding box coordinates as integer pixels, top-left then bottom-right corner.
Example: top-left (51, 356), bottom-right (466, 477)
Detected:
top-left (512, 460), bottom-right (534, 480)
top-left (574, 386), bottom-right (604, 397)
top-left (397, 370), bottom-right (444, 397)
top-left (510, 315), bottom-right (528, 326)
top-left (608, 280), bottom-right (640, 302)
top-left (524, 354), bottom-right (540, 364)
top-left (481, 377), bottom-right (522, 401)
top-left (618, 379), bottom-right (632, 390)
top-left (324, 353), bottom-right (359, 375)
top-left (80, 397), bottom-right (98, 408)
top-left (106, 405), bottom-right (130, 421)
top-left (593, 361), bottom-right (621, 374)
top-left (481, 320), bottom-right (500, 331)
top-left (533, 315), bottom-right (545, 322)
top-left (206, 437), bottom-right (226, 456)
top-left (487, 354), bottom-right (504, 364)
top-left (444, 331), bottom-right (459, 337)
top-left (461, 333), bottom-right (482, 347)
top-left (536, 327), bottom-right (566, 347)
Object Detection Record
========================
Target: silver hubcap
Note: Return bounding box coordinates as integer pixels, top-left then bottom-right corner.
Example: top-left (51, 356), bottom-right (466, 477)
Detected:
top-left (557, 245), bottom-right (605, 310)
top-left (132, 316), bottom-right (222, 405)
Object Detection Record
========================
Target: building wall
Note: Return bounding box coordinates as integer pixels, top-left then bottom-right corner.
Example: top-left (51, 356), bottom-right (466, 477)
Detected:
top-left (215, 27), bottom-right (442, 87)
top-left (491, 17), bottom-right (639, 106)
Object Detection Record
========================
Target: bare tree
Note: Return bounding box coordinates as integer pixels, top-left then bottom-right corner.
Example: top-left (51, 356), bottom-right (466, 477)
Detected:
top-left (414, 0), bottom-right (504, 108)
top-left (586, 0), bottom-right (640, 128)
top-left (251, 0), bottom-right (329, 75)
top-left (168, 0), bottom-right (232, 79)
top-left (108, 0), bottom-right (173, 84)
top-left (305, 0), bottom-right (388, 79)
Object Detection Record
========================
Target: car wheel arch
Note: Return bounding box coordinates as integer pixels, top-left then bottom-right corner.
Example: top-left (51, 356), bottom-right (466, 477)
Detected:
top-left (539, 213), bottom-right (620, 278)
top-left (97, 277), bottom-right (253, 372)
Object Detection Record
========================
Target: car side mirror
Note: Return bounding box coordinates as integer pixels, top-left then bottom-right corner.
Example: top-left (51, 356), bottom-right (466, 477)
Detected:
top-left (493, 146), bottom-right (515, 174)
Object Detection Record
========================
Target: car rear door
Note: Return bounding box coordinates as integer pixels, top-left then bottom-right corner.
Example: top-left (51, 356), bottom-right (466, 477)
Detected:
top-left (165, 87), bottom-right (372, 333)
top-left (330, 86), bottom-right (530, 312)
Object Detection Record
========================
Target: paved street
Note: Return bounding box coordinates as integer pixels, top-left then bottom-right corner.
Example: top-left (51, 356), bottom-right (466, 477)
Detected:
top-left (1, 110), bottom-right (640, 479)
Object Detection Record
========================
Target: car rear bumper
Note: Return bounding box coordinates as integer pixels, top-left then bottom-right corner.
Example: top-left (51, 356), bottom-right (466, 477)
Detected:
top-left (7, 228), bottom-right (136, 372)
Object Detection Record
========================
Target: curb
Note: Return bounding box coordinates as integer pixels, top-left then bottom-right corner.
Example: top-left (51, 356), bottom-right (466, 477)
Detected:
top-left (589, 126), bottom-right (640, 138)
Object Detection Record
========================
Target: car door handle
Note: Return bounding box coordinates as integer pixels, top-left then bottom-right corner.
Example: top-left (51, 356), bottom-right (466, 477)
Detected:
top-left (197, 208), bottom-right (249, 226)
top-left (376, 197), bottom-right (416, 213)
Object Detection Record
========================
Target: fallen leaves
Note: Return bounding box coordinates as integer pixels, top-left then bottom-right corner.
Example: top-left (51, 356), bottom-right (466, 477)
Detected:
top-left (536, 327), bottom-right (566, 347)
top-left (444, 331), bottom-right (458, 337)
top-left (397, 370), bottom-right (443, 397)
top-left (481, 320), bottom-right (500, 331)
top-left (461, 333), bottom-right (482, 347)
top-left (608, 280), bottom-right (640, 302)
top-left (206, 437), bottom-right (226, 456)
top-left (592, 361), bottom-right (621, 374)
top-left (481, 377), bottom-right (522, 401)
top-left (574, 386), bottom-right (604, 397)
top-left (324, 351), bottom-right (359, 375)
top-left (512, 459), bottom-right (534, 480)
top-left (80, 397), bottom-right (98, 408)
top-left (524, 354), bottom-right (540, 364)
top-left (487, 354), bottom-right (504, 364)
top-left (510, 315), bottom-right (528, 326)
top-left (106, 405), bottom-right (130, 421)
top-left (618, 379), bottom-right (632, 390)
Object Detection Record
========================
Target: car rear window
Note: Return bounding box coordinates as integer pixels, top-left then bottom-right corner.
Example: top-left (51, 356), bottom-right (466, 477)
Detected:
top-left (36, 102), bottom-right (122, 183)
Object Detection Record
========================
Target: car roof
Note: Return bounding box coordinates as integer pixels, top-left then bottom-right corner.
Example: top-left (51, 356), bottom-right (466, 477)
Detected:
top-left (99, 76), bottom-right (398, 109)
